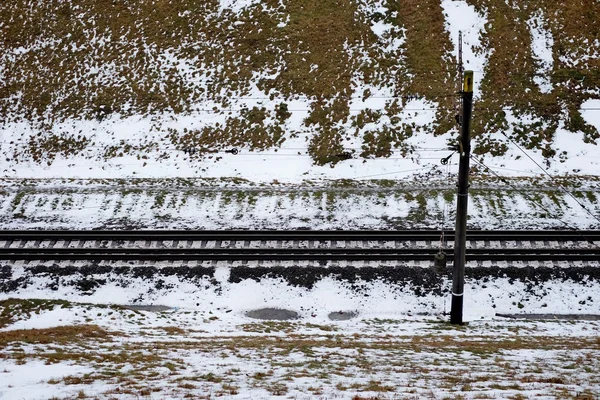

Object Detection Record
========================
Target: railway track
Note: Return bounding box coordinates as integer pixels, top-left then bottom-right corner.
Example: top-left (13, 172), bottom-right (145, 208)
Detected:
top-left (0, 230), bottom-right (599, 263)
top-left (2, 230), bottom-right (600, 241)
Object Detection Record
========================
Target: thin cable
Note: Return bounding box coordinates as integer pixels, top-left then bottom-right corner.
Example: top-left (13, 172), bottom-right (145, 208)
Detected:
top-left (176, 91), bottom-right (460, 100)
top-left (1, 152), bottom-right (452, 171)
top-left (5, 106), bottom-right (600, 121)
top-left (351, 167), bottom-right (432, 180)
top-left (470, 155), bottom-right (599, 244)
top-left (4, 107), bottom-right (600, 122)
top-left (488, 166), bottom-right (542, 175)
top-left (499, 131), bottom-right (600, 227)
top-left (0, 140), bottom-right (453, 152)
top-left (170, 71), bottom-right (600, 83)
top-left (439, 155), bottom-right (453, 250)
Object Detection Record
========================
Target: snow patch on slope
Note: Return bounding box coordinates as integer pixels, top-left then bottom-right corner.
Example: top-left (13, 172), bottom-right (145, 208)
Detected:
top-left (581, 99), bottom-right (600, 130)
top-left (528, 12), bottom-right (554, 93)
top-left (218, 0), bottom-right (261, 13)
top-left (360, 0), bottom-right (405, 54)
top-left (441, 0), bottom-right (489, 94)
top-left (497, 109), bottom-right (600, 175)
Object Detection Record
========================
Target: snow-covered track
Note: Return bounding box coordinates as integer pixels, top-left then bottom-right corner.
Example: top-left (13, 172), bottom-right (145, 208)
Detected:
top-left (0, 230), bottom-right (599, 263)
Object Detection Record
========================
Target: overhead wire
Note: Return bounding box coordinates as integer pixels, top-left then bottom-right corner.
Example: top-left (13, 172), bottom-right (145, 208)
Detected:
top-left (2, 154), bottom-right (446, 172)
top-left (438, 153), bottom-right (453, 250)
top-left (470, 155), bottom-right (600, 243)
top-left (498, 131), bottom-right (600, 227)
top-left (351, 166), bottom-right (435, 180)
top-left (140, 70), bottom-right (599, 83)
top-left (3, 104), bottom-right (600, 122)
top-left (13, 106), bottom-right (599, 114)
top-left (172, 91), bottom-right (461, 100)
top-left (1, 139), bottom-right (452, 157)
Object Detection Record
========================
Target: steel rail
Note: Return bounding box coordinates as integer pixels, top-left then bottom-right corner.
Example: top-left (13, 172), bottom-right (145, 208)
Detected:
top-left (1, 247), bottom-right (598, 262)
top-left (1, 230), bottom-right (600, 241)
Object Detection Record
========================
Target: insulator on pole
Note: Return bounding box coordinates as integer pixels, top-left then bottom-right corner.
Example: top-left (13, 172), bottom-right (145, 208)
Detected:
top-left (434, 250), bottom-right (447, 274)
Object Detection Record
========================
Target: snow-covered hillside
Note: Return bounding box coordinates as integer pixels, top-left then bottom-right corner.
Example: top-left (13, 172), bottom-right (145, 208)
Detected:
top-left (1, 0), bottom-right (599, 183)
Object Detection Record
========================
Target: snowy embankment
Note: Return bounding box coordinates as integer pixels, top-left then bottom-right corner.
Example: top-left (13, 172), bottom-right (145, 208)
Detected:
top-left (1, 176), bottom-right (600, 230)
top-left (2, 262), bottom-right (599, 319)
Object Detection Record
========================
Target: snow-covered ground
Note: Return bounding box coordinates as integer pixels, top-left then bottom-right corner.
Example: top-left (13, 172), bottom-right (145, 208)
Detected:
top-left (1, 1), bottom-right (600, 398)
top-left (1, 292), bottom-right (599, 399)
top-left (2, 253), bottom-right (599, 398)
top-left (2, 176), bottom-right (600, 230)
top-left (3, 264), bottom-right (600, 320)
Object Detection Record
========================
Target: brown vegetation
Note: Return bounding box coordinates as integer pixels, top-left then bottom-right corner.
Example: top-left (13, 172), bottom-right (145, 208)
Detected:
top-left (0, 0), bottom-right (598, 165)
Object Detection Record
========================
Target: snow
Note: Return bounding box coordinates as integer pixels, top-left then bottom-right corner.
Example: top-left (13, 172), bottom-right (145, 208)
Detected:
top-left (2, 263), bottom-right (599, 326)
top-left (1, 362), bottom-right (94, 400)
top-left (582, 99), bottom-right (600, 129)
top-left (0, 2), bottom-right (599, 397)
top-left (7, 306), bottom-right (83, 330)
top-left (477, 108), bottom-right (600, 176)
top-left (2, 176), bottom-right (600, 230)
top-left (1, 280), bottom-right (599, 398)
top-left (441, 0), bottom-right (489, 94)
top-left (0, 111), bottom-right (453, 182)
top-left (528, 12), bottom-right (554, 93)
top-left (218, 0), bottom-right (262, 13)
top-left (362, 0), bottom-right (405, 54)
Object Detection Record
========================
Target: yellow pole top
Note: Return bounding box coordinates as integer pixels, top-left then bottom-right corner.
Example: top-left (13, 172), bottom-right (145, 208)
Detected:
top-left (463, 70), bottom-right (474, 93)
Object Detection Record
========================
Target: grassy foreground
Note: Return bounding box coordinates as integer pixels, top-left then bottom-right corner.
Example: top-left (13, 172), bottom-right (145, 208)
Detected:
top-left (0, 299), bottom-right (599, 399)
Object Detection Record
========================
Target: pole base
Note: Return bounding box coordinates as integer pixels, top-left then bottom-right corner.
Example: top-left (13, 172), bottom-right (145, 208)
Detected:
top-left (450, 294), bottom-right (464, 325)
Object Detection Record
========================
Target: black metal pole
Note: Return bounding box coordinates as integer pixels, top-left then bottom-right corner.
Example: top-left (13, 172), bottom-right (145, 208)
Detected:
top-left (450, 71), bottom-right (474, 325)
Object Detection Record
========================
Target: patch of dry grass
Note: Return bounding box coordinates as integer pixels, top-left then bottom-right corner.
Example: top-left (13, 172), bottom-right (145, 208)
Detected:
top-left (0, 298), bottom-right (73, 329)
top-left (167, 106), bottom-right (286, 157)
top-left (394, 0), bottom-right (456, 132)
top-left (1, 320), bottom-right (599, 398)
top-left (0, 325), bottom-right (111, 348)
